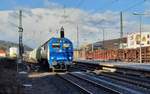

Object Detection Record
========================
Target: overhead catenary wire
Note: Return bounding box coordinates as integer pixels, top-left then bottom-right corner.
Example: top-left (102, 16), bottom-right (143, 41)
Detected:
top-left (122, 0), bottom-right (147, 12)
top-left (59, 0), bottom-right (85, 25)
top-left (62, 0), bottom-right (85, 15)
top-left (92, 0), bottom-right (120, 13)
top-left (66, 0), bottom-right (85, 17)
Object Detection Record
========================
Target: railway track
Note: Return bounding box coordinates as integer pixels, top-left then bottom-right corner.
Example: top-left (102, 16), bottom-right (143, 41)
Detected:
top-left (69, 65), bottom-right (88, 72)
top-left (82, 72), bottom-right (150, 94)
top-left (74, 63), bottom-right (99, 70)
top-left (74, 61), bottom-right (150, 89)
top-left (56, 72), bottom-right (121, 94)
top-left (97, 72), bottom-right (150, 90)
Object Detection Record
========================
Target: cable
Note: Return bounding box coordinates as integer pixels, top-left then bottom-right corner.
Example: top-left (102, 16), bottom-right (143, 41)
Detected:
top-left (75, 0), bottom-right (85, 9)
top-left (92, 0), bottom-right (120, 13)
top-left (122, 0), bottom-right (147, 12)
top-left (59, 0), bottom-right (85, 27)
top-left (63, 0), bottom-right (85, 18)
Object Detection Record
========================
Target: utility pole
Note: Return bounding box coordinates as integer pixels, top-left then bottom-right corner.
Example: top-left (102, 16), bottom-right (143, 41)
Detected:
top-left (18, 10), bottom-right (24, 63)
top-left (102, 28), bottom-right (105, 49)
top-left (139, 15), bottom-right (142, 63)
top-left (102, 28), bottom-right (105, 61)
top-left (128, 12), bottom-right (149, 63)
top-left (120, 11), bottom-right (123, 49)
top-left (76, 24), bottom-right (79, 60)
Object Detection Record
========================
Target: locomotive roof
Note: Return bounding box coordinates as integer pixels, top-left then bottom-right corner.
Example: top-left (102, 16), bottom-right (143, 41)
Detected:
top-left (40, 37), bottom-right (71, 47)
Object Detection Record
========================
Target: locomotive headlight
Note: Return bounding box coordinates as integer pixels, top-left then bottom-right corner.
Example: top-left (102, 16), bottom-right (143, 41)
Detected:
top-left (59, 49), bottom-right (62, 52)
top-left (69, 57), bottom-right (72, 60)
top-left (51, 57), bottom-right (54, 59)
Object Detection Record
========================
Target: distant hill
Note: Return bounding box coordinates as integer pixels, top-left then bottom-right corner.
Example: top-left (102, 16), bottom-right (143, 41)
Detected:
top-left (0, 40), bottom-right (33, 51)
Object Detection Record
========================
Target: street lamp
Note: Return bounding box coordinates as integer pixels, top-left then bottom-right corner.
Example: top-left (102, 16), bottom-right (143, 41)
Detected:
top-left (101, 28), bottom-right (105, 49)
top-left (76, 24), bottom-right (79, 60)
top-left (133, 12), bottom-right (146, 63)
top-left (98, 19), bottom-right (105, 49)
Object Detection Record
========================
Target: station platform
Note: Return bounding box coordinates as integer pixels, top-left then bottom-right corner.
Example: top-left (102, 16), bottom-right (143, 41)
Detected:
top-left (75, 60), bottom-right (150, 72)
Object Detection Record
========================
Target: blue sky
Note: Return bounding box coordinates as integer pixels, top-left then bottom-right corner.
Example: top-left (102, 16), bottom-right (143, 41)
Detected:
top-left (0, 0), bottom-right (148, 12)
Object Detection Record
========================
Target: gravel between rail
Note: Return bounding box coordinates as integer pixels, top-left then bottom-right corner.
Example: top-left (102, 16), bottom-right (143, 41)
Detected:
top-left (0, 58), bottom-right (24, 94)
top-left (21, 72), bottom-right (87, 94)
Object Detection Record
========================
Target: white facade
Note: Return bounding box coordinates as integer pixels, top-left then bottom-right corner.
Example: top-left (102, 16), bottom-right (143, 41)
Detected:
top-left (127, 32), bottom-right (150, 48)
top-left (119, 43), bottom-right (128, 49)
top-left (9, 47), bottom-right (18, 58)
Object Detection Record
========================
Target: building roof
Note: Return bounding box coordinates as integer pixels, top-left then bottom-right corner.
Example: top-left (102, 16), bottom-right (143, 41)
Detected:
top-left (83, 37), bottom-right (127, 50)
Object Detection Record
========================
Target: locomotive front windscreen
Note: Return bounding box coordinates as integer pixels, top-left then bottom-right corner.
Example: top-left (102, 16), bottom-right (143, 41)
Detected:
top-left (52, 43), bottom-right (60, 48)
top-left (63, 44), bottom-right (70, 48)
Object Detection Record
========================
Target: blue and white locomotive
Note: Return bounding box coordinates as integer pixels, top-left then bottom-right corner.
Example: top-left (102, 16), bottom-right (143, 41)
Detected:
top-left (29, 27), bottom-right (73, 71)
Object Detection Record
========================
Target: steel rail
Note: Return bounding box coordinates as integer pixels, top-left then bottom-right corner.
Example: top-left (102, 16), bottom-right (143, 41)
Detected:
top-left (77, 72), bottom-right (147, 94)
top-left (56, 74), bottom-right (92, 94)
top-left (68, 73), bottom-right (121, 94)
top-left (99, 72), bottom-right (150, 90)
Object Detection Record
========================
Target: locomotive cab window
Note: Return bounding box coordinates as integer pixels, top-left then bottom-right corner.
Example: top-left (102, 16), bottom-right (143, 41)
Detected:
top-left (52, 43), bottom-right (60, 48)
top-left (63, 44), bottom-right (70, 48)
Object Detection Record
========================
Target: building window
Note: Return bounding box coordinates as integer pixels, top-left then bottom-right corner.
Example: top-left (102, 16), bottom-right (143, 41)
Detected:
top-left (147, 35), bottom-right (150, 38)
top-left (147, 41), bottom-right (150, 44)
top-left (136, 41), bottom-right (140, 44)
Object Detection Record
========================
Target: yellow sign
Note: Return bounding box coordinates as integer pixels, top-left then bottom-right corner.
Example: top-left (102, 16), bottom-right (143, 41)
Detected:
top-left (135, 34), bottom-right (140, 41)
top-left (142, 36), bottom-right (146, 42)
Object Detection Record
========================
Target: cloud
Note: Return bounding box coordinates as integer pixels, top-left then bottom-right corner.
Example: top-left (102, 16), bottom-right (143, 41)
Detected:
top-left (1, 6), bottom-right (150, 49)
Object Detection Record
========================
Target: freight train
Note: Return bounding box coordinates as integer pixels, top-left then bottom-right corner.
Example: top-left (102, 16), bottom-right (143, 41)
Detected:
top-left (28, 27), bottom-right (73, 71)
top-left (78, 46), bottom-right (150, 63)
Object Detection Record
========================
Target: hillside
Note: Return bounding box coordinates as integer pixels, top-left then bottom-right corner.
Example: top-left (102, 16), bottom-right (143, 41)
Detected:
top-left (0, 40), bottom-right (32, 51)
